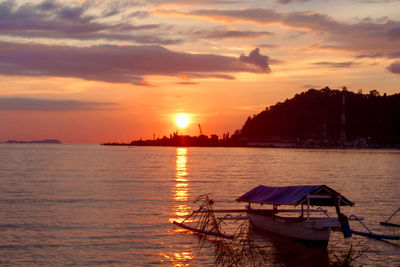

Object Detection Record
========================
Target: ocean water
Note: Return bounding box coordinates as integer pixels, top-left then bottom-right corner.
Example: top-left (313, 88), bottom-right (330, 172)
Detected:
top-left (0, 144), bottom-right (399, 266)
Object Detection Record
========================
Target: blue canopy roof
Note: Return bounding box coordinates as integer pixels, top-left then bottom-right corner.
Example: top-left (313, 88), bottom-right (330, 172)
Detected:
top-left (236, 185), bottom-right (354, 206)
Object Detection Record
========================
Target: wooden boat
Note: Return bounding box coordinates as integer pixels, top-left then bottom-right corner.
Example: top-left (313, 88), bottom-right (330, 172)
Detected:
top-left (236, 185), bottom-right (354, 247)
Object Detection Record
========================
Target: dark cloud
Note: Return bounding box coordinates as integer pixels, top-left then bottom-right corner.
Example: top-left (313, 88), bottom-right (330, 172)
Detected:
top-left (57, 5), bottom-right (89, 22)
top-left (0, 42), bottom-right (268, 85)
top-left (277, 0), bottom-right (312, 3)
top-left (239, 48), bottom-right (271, 72)
top-left (258, 43), bottom-right (280, 49)
top-left (196, 29), bottom-right (273, 39)
top-left (1, 29), bottom-right (181, 45)
top-left (0, 0), bottom-right (170, 45)
top-left (99, 1), bottom-right (146, 17)
top-left (283, 11), bottom-right (339, 32)
top-left (388, 26), bottom-right (400, 39)
top-left (387, 61), bottom-right (400, 74)
top-left (389, 51), bottom-right (400, 58)
top-left (175, 81), bottom-right (198, 85)
top-left (191, 8), bottom-right (283, 24)
top-left (302, 84), bottom-right (321, 89)
top-left (182, 73), bottom-right (236, 79)
top-left (147, 0), bottom-right (243, 5)
top-left (311, 61), bottom-right (356, 68)
top-left (0, 98), bottom-right (116, 111)
top-left (355, 52), bottom-right (385, 58)
top-left (129, 11), bottom-right (150, 19)
top-left (37, 0), bottom-right (59, 11)
top-left (0, 0), bottom-right (100, 34)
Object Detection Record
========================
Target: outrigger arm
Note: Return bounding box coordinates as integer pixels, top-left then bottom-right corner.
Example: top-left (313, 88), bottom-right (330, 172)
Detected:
top-left (380, 208), bottom-right (400, 227)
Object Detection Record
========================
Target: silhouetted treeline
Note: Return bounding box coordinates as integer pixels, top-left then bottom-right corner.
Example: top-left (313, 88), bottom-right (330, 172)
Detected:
top-left (129, 132), bottom-right (233, 147)
top-left (237, 87), bottom-right (400, 147)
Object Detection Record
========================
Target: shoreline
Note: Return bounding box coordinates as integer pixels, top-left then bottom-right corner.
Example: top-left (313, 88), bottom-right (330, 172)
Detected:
top-left (101, 143), bottom-right (400, 150)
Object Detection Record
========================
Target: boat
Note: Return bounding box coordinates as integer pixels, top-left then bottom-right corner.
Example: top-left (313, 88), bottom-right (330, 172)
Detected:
top-left (236, 185), bottom-right (354, 247)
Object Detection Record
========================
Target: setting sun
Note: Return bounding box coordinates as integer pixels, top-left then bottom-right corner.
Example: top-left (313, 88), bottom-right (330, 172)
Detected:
top-left (176, 114), bottom-right (190, 128)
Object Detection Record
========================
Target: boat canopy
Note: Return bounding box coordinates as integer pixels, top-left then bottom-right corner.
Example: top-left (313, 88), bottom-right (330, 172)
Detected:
top-left (236, 185), bottom-right (354, 206)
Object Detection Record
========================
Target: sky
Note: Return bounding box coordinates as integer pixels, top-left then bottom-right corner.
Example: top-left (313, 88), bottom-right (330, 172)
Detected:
top-left (0, 0), bottom-right (399, 143)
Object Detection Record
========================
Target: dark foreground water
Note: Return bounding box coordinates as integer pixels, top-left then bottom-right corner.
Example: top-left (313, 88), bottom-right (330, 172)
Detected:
top-left (0, 144), bottom-right (399, 266)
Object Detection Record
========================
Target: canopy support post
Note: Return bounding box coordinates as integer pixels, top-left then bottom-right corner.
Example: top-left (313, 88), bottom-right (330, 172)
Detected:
top-left (306, 195), bottom-right (310, 221)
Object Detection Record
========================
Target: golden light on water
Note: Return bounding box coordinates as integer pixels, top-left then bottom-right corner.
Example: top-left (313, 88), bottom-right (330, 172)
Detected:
top-left (162, 251), bottom-right (194, 266)
top-left (173, 147), bottom-right (189, 205)
top-left (168, 148), bottom-right (195, 266)
top-left (170, 147), bottom-right (191, 224)
top-left (175, 204), bottom-right (190, 217)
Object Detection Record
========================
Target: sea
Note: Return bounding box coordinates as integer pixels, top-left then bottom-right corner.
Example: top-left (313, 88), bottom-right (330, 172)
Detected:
top-left (0, 144), bottom-right (399, 266)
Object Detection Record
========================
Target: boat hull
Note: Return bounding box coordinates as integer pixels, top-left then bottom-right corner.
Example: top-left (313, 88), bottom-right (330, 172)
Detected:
top-left (248, 213), bottom-right (333, 247)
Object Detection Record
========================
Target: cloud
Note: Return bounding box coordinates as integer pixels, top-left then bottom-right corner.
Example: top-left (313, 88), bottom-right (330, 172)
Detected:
top-left (258, 43), bottom-right (280, 49)
top-left (355, 52), bottom-right (385, 58)
top-left (195, 29), bottom-right (273, 39)
top-left (276, 0), bottom-right (312, 3)
top-left (239, 48), bottom-right (271, 72)
top-left (191, 8), bottom-right (283, 24)
top-left (145, 0), bottom-right (242, 6)
top-left (388, 26), bottom-right (400, 39)
top-left (302, 84), bottom-right (321, 89)
top-left (0, 0), bottom-right (175, 45)
top-left (129, 11), bottom-right (150, 19)
top-left (175, 81), bottom-right (198, 85)
top-left (0, 42), bottom-right (268, 85)
top-left (311, 61), bottom-right (356, 68)
top-left (0, 98), bottom-right (116, 111)
top-left (189, 8), bottom-right (400, 55)
top-left (389, 51), bottom-right (400, 58)
top-left (387, 61), bottom-right (400, 74)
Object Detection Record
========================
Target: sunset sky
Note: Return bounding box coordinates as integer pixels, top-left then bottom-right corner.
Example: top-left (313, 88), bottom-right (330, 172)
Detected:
top-left (1, 0), bottom-right (399, 143)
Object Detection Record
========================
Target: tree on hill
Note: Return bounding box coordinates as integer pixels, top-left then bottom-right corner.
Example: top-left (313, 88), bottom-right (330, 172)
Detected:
top-left (237, 87), bottom-right (400, 146)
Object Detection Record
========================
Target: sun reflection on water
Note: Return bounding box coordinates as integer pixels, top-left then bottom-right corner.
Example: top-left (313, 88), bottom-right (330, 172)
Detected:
top-left (173, 147), bottom-right (190, 211)
top-left (166, 147), bottom-right (196, 266)
top-left (161, 251), bottom-right (194, 267)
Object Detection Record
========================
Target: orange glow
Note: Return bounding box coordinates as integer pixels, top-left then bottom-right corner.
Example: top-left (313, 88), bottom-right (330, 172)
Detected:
top-left (176, 114), bottom-right (190, 129)
top-left (161, 251), bottom-right (194, 266)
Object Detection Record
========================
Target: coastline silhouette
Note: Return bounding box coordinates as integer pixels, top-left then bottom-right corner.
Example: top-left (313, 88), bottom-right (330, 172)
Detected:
top-left (104, 87), bottom-right (400, 149)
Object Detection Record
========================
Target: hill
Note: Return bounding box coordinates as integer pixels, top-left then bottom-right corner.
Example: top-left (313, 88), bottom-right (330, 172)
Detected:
top-left (237, 87), bottom-right (400, 147)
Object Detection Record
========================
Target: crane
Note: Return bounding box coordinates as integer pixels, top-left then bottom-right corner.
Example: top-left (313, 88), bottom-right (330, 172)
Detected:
top-left (198, 124), bottom-right (204, 136)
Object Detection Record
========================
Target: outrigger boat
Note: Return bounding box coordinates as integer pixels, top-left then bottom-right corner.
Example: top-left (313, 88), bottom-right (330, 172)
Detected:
top-left (173, 185), bottom-right (399, 248)
top-left (236, 185), bottom-right (354, 247)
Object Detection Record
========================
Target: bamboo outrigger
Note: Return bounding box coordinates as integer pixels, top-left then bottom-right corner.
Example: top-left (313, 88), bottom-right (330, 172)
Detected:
top-left (380, 208), bottom-right (400, 227)
top-left (349, 214), bottom-right (400, 240)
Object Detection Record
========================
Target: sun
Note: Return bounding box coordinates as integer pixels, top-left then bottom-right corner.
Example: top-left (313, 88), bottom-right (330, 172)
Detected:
top-left (176, 114), bottom-right (190, 128)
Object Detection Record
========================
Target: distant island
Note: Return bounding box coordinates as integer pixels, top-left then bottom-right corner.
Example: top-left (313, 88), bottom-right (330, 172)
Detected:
top-left (4, 139), bottom-right (62, 144)
top-left (103, 87), bottom-right (400, 149)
